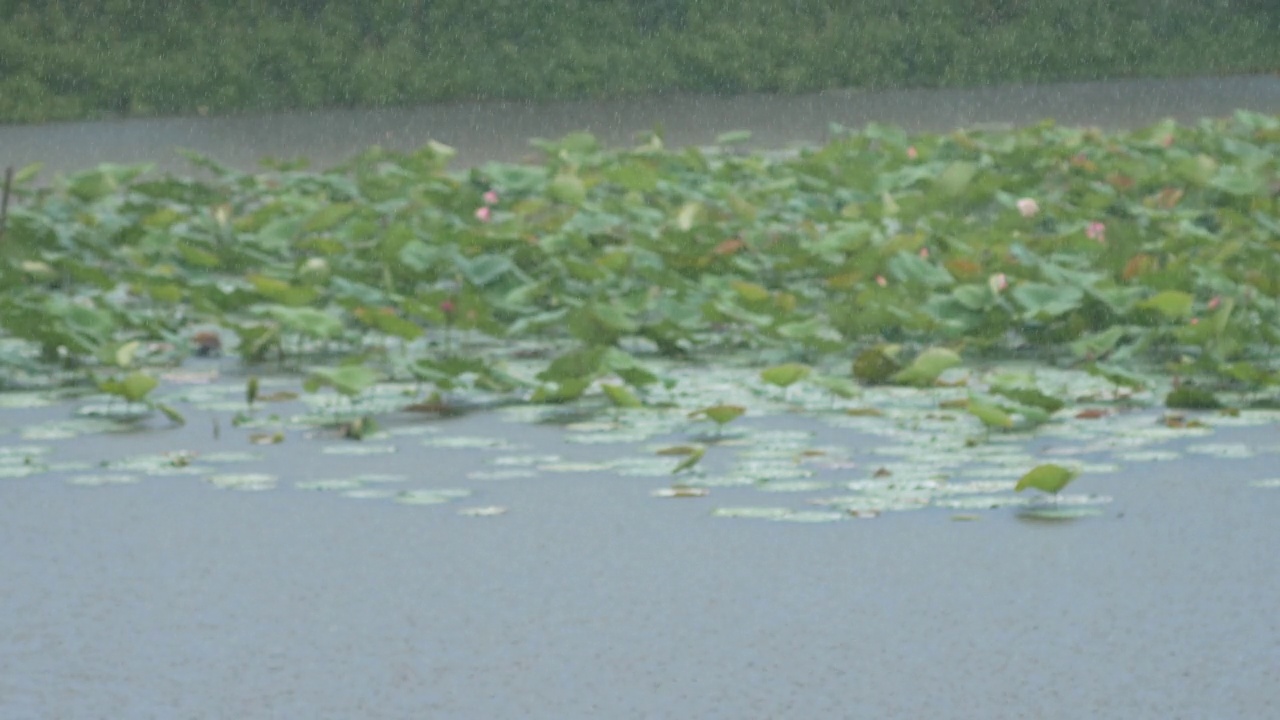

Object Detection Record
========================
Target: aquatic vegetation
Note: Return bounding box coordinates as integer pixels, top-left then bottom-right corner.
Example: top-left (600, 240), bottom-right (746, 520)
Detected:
top-left (2, 114), bottom-right (1278, 417)
top-left (1014, 463), bottom-right (1079, 496)
top-left (2, 114), bottom-right (1279, 526)
top-left (687, 404), bottom-right (746, 434)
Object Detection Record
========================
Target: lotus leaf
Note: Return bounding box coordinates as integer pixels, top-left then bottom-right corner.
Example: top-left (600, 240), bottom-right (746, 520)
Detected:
top-left (304, 365), bottom-right (381, 398)
top-left (761, 363), bottom-right (810, 389)
top-left (1014, 464), bottom-right (1079, 495)
top-left (891, 347), bottom-right (962, 387)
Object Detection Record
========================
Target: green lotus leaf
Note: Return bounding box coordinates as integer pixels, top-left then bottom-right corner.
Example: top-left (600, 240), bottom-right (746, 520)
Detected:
top-left (303, 365), bottom-right (381, 398)
top-left (601, 384), bottom-right (643, 409)
top-left (1165, 386), bottom-right (1223, 410)
top-left (1138, 290), bottom-right (1194, 320)
top-left (761, 363), bottom-right (810, 388)
top-left (891, 347), bottom-right (962, 387)
top-left (852, 346), bottom-right (903, 385)
top-left (966, 400), bottom-right (1014, 430)
top-left (689, 404), bottom-right (746, 426)
top-left (1015, 464), bottom-right (1079, 495)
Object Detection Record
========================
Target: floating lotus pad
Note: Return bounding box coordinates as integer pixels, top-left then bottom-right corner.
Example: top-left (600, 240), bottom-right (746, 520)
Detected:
top-left (395, 488), bottom-right (473, 505)
top-left (458, 505), bottom-right (508, 517)
top-left (651, 486), bottom-right (711, 498)
top-left (467, 469), bottom-right (539, 481)
top-left (421, 436), bottom-right (521, 449)
top-left (343, 488), bottom-right (397, 500)
top-left (321, 444), bottom-right (398, 455)
top-left (710, 506), bottom-right (795, 520)
top-left (493, 454), bottom-right (562, 466)
top-left (770, 511), bottom-right (847, 523)
top-left (67, 474), bottom-right (143, 486)
top-left (0, 392), bottom-right (58, 409)
top-left (756, 480), bottom-right (834, 493)
top-left (1185, 443), bottom-right (1256, 459)
top-left (206, 473), bottom-right (278, 491)
top-left (1016, 506), bottom-right (1108, 521)
top-left (199, 451), bottom-right (265, 463)
top-left (296, 479), bottom-right (365, 492)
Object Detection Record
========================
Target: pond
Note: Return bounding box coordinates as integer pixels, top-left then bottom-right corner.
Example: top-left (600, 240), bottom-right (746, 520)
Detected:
top-left (3, 73), bottom-right (1280, 174)
top-left (1, 376), bottom-right (1278, 717)
top-left (2, 75), bottom-right (1279, 717)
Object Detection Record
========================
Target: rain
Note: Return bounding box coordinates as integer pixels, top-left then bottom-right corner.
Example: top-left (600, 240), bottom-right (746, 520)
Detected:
top-left (2, 2), bottom-right (1280, 717)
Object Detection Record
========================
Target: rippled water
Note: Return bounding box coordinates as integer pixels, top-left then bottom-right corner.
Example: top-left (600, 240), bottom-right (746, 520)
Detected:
top-left (3, 76), bottom-right (1280, 717)
top-left (1, 389), bottom-right (1278, 717)
top-left (3, 74), bottom-right (1279, 175)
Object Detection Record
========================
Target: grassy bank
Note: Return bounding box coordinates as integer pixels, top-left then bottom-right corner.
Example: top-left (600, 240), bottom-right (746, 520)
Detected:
top-left (1, 0), bottom-right (1278, 124)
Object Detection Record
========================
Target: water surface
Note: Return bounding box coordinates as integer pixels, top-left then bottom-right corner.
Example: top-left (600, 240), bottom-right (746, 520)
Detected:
top-left (3, 74), bottom-right (1279, 175)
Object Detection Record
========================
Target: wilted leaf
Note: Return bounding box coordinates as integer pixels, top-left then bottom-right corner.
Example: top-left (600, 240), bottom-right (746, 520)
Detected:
top-left (671, 445), bottom-right (707, 474)
top-left (154, 402), bottom-right (186, 426)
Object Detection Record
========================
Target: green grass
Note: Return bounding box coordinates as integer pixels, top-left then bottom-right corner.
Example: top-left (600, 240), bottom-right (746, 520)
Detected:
top-left (1, 0), bottom-right (1277, 124)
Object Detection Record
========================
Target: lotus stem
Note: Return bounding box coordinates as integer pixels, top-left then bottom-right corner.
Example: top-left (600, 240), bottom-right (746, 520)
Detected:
top-left (0, 166), bottom-right (12, 244)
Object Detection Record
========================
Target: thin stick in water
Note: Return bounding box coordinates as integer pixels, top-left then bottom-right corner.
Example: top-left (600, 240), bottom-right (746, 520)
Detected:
top-left (0, 166), bottom-right (12, 243)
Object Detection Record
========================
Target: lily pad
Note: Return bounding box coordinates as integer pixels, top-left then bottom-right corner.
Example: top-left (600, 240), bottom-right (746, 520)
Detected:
top-left (710, 506), bottom-right (794, 520)
top-left (651, 486), bottom-right (710, 498)
top-left (321, 444), bottom-right (397, 455)
top-left (1016, 506), bottom-right (1107, 521)
top-left (395, 488), bottom-right (472, 505)
top-left (458, 505), bottom-right (508, 517)
top-left (206, 473), bottom-right (277, 491)
top-left (67, 473), bottom-right (142, 486)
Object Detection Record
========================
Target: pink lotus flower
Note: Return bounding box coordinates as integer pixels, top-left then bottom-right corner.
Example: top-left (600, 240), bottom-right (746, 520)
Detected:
top-left (440, 299), bottom-right (456, 315)
top-left (918, 247), bottom-right (930, 259)
top-left (1189, 317), bottom-right (1199, 326)
top-left (1207, 295), bottom-right (1221, 310)
top-left (907, 146), bottom-right (918, 160)
top-left (1016, 198), bottom-right (1040, 218)
top-left (1086, 221), bottom-right (1106, 243)
top-left (875, 275), bottom-right (888, 287)
top-left (483, 190), bottom-right (500, 205)
top-left (474, 206), bottom-right (491, 223)
top-left (989, 273), bottom-right (1009, 294)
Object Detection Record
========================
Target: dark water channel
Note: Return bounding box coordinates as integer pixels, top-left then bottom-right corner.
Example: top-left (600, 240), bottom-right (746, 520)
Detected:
top-left (2, 76), bottom-right (1280, 718)
top-left (3, 74), bottom-right (1280, 175)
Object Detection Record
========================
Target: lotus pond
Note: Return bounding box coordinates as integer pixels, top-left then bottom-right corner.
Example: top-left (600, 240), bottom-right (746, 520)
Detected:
top-left (1, 112), bottom-right (1279, 520)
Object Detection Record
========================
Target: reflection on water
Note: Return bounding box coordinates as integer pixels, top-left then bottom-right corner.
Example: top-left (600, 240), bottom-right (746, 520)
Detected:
top-left (2, 74), bottom-right (1279, 176)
